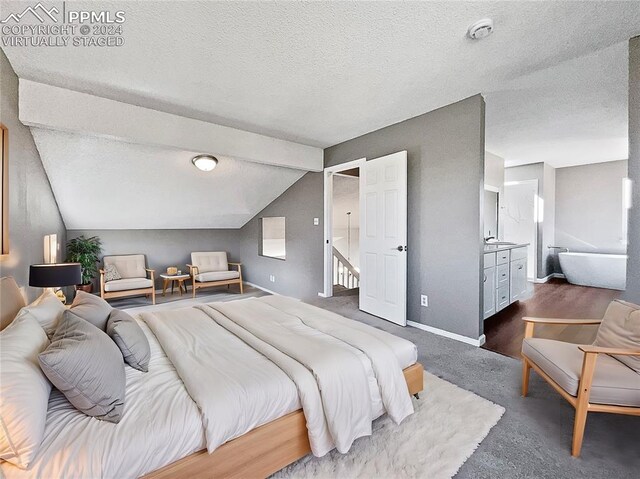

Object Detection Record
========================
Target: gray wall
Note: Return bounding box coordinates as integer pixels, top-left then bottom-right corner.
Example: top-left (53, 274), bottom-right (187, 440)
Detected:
top-left (504, 163), bottom-right (557, 278)
top-left (325, 95), bottom-right (486, 340)
top-left (0, 50), bottom-right (67, 302)
top-left (66, 229), bottom-right (241, 290)
top-left (555, 160), bottom-right (628, 254)
top-left (624, 36), bottom-right (640, 303)
top-left (238, 172), bottom-right (325, 300)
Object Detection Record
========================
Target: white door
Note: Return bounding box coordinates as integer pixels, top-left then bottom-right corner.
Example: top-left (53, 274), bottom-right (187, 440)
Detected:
top-left (501, 181), bottom-right (538, 280)
top-left (359, 151), bottom-right (408, 326)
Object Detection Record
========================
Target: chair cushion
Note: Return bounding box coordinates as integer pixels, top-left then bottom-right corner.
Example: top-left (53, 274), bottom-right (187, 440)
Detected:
top-left (104, 278), bottom-right (153, 292)
top-left (103, 255), bottom-right (146, 279)
top-left (195, 271), bottom-right (240, 283)
top-left (69, 290), bottom-right (113, 331)
top-left (593, 299), bottom-right (640, 373)
top-left (191, 252), bottom-right (228, 273)
top-left (523, 338), bottom-right (640, 407)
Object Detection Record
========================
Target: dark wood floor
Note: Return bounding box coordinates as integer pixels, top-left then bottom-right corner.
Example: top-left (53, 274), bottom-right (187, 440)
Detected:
top-left (482, 279), bottom-right (620, 358)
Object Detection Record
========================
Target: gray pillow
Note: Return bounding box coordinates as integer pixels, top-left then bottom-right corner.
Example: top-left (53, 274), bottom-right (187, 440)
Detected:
top-left (69, 290), bottom-right (112, 331)
top-left (106, 309), bottom-right (150, 372)
top-left (38, 310), bottom-right (125, 423)
top-left (594, 299), bottom-right (640, 373)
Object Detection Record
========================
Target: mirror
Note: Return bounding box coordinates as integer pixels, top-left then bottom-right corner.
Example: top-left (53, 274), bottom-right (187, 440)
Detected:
top-left (260, 217), bottom-right (286, 260)
top-left (484, 189), bottom-right (499, 240)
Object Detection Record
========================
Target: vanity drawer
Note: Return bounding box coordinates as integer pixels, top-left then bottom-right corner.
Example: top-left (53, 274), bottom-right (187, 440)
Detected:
top-left (496, 263), bottom-right (509, 287)
top-left (496, 285), bottom-right (510, 312)
top-left (496, 249), bottom-right (510, 265)
top-left (511, 247), bottom-right (527, 261)
top-left (484, 252), bottom-right (496, 269)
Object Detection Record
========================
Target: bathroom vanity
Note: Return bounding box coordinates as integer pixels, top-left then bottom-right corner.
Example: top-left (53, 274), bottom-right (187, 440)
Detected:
top-left (483, 243), bottom-right (528, 319)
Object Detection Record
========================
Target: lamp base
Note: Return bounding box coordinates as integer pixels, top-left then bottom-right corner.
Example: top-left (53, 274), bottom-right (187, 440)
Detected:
top-left (54, 288), bottom-right (67, 304)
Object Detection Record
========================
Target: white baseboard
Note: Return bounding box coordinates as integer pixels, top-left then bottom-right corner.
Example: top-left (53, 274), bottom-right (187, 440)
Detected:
top-left (407, 321), bottom-right (486, 347)
top-left (534, 273), bottom-right (565, 283)
top-left (317, 292), bottom-right (328, 298)
top-left (244, 281), bottom-right (280, 296)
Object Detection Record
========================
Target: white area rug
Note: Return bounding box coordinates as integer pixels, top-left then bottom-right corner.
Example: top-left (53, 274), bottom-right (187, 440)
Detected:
top-left (274, 372), bottom-right (505, 479)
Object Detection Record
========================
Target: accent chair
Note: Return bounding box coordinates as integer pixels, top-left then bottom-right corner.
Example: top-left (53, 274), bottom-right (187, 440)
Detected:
top-left (521, 299), bottom-right (640, 457)
top-left (100, 254), bottom-right (156, 304)
top-left (187, 252), bottom-right (243, 297)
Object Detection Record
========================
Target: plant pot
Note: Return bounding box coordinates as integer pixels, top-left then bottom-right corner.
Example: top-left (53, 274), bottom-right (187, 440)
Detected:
top-left (76, 283), bottom-right (93, 294)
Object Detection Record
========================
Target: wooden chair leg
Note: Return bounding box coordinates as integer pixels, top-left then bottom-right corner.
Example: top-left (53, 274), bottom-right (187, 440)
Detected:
top-left (151, 287), bottom-right (156, 305)
top-left (522, 357), bottom-right (531, 397)
top-left (192, 281), bottom-right (196, 298)
top-left (239, 281), bottom-right (244, 294)
top-left (572, 352), bottom-right (597, 457)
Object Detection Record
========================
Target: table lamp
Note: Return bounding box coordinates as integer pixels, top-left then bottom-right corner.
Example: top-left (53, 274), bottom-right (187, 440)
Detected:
top-left (29, 263), bottom-right (82, 304)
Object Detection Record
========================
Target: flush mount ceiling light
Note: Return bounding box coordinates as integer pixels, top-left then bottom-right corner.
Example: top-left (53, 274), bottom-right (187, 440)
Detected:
top-left (191, 154), bottom-right (218, 172)
top-left (467, 18), bottom-right (494, 40)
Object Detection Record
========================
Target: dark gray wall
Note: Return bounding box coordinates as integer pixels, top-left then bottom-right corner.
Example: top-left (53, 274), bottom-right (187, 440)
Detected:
top-left (0, 50), bottom-right (67, 302)
top-left (67, 229), bottom-right (241, 290)
top-left (325, 95), bottom-right (486, 340)
top-left (238, 172), bottom-right (325, 300)
top-left (624, 36), bottom-right (640, 303)
top-left (556, 160), bottom-right (628, 254)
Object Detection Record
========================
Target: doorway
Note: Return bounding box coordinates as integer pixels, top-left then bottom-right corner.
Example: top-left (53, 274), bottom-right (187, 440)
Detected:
top-left (323, 151), bottom-right (408, 326)
top-left (501, 180), bottom-right (538, 280)
top-left (324, 158), bottom-right (365, 298)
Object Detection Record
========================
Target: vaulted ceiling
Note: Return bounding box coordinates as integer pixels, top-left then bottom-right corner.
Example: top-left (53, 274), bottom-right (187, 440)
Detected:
top-left (2, 1), bottom-right (639, 229)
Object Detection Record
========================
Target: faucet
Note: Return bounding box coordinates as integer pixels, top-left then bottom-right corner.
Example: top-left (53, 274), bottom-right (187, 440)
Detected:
top-left (484, 236), bottom-right (495, 243)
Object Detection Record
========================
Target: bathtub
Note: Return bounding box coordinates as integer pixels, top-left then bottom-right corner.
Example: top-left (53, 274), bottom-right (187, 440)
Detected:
top-left (558, 252), bottom-right (627, 290)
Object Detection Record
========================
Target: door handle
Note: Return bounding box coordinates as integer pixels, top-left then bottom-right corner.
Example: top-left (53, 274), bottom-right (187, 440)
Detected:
top-left (396, 246), bottom-right (406, 252)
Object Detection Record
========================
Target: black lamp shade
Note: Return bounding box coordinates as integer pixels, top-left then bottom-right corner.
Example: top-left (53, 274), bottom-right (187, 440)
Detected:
top-left (29, 263), bottom-right (82, 288)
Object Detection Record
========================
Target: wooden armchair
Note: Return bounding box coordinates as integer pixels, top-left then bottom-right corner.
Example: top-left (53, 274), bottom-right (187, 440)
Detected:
top-left (521, 300), bottom-right (640, 457)
top-left (187, 252), bottom-right (243, 298)
top-left (100, 254), bottom-right (156, 304)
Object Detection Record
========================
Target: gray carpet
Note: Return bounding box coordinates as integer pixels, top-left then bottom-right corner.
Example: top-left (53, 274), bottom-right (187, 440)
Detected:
top-left (307, 295), bottom-right (640, 479)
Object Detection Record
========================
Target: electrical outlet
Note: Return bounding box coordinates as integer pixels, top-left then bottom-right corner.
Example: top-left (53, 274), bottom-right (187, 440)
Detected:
top-left (421, 295), bottom-right (429, 307)
top-left (313, 217), bottom-right (319, 226)
top-left (269, 275), bottom-right (276, 282)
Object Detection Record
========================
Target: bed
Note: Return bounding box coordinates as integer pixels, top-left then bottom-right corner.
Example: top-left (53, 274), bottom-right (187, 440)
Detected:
top-left (0, 278), bottom-right (424, 479)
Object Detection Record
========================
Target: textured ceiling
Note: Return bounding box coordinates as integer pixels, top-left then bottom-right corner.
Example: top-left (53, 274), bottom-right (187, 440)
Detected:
top-left (486, 41), bottom-right (629, 168)
top-left (3, 0), bottom-right (639, 155)
top-left (31, 129), bottom-right (305, 229)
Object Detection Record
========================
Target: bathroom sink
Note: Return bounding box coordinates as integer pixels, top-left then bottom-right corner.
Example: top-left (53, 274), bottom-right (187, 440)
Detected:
top-left (485, 241), bottom-right (516, 246)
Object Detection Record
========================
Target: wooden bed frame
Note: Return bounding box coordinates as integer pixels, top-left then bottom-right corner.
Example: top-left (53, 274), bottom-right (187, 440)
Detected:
top-left (144, 362), bottom-right (424, 479)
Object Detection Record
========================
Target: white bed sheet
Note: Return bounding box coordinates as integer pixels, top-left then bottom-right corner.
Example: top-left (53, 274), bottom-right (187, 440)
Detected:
top-left (0, 319), bottom-right (206, 479)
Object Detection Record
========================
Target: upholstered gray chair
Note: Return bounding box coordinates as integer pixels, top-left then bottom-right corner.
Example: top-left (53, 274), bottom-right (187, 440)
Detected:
top-left (99, 255), bottom-right (155, 304)
top-left (521, 299), bottom-right (640, 457)
top-left (187, 252), bottom-right (243, 297)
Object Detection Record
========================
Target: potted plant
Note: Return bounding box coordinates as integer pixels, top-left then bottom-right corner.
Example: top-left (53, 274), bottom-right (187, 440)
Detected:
top-left (66, 235), bottom-right (102, 293)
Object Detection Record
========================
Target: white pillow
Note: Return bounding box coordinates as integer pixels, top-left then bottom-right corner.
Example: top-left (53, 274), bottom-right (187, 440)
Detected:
top-left (0, 314), bottom-right (52, 468)
top-left (15, 289), bottom-right (65, 337)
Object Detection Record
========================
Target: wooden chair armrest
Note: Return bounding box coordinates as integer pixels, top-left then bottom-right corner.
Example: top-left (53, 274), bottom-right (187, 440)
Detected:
top-left (99, 269), bottom-right (105, 275)
top-left (523, 317), bottom-right (602, 339)
top-left (145, 268), bottom-right (155, 279)
top-left (523, 317), bottom-right (602, 325)
top-left (579, 345), bottom-right (640, 357)
top-left (186, 264), bottom-right (199, 275)
top-left (228, 262), bottom-right (242, 266)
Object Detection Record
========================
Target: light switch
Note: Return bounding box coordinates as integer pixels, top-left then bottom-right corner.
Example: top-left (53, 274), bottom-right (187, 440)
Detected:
top-left (313, 218), bottom-right (319, 226)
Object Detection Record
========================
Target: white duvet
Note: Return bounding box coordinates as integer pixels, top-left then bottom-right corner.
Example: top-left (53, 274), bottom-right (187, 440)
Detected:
top-left (143, 296), bottom-right (416, 458)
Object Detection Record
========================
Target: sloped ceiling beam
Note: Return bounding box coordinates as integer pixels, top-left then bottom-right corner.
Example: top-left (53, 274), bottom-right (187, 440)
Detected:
top-left (19, 80), bottom-right (323, 172)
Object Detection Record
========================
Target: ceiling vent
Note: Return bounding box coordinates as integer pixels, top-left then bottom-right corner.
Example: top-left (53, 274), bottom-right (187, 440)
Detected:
top-left (467, 19), bottom-right (494, 40)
